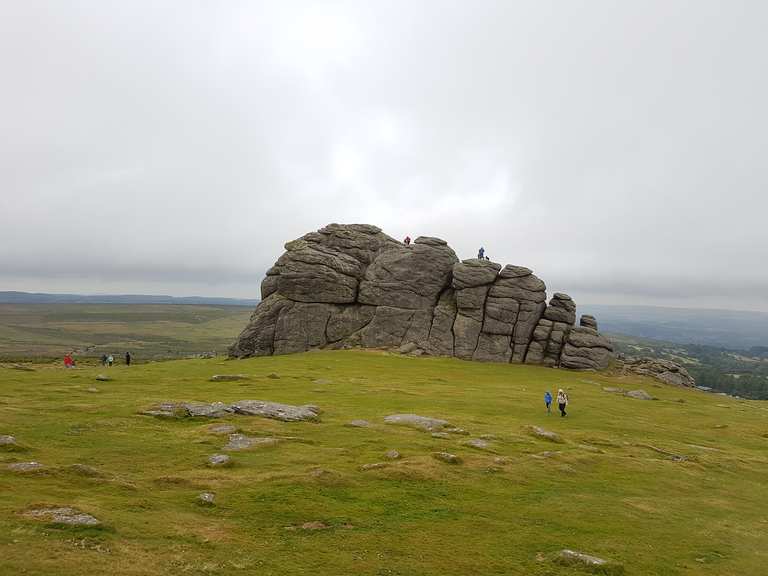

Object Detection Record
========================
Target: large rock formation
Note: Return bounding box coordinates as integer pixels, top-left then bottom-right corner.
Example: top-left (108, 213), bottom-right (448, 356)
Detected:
top-left (230, 224), bottom-right (614, 370)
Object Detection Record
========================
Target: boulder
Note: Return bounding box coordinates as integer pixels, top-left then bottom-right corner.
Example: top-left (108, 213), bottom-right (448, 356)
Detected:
top-left (209, 374), bottom-right (249, 382)
top-left (560, 327), bottom-right (614, 370)
top-left (8, 461), bottom-right (44, 473)
top-left (625, 389), bottom-right (654, 401)
top-left (207, 454), bottom-right (232, 467)
top-left (345, 419), bottom-right (370, 428)
top-left (527, 426), bottom-right (564, 443)
top-left (580, 314), bottom-right (598, 330)
top-left (198, 492), bottom-right (216, 505)
top-left (452, 259), bottom-right (501, 289)
top-left (0, 435), bottom-right (17, 446)
top-left (384, 449), bottom-right (401, 460)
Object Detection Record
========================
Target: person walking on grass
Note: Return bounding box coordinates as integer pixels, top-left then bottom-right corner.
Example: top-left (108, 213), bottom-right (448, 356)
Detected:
top-left (544, 390), bottom-right (553, 414)
top-left (556, 388), bottom-right (569, 417)
top-left (125, 351), bottom-right (132, 366)
top-left (107, 354), bottom-right (114, 367)
top-left (100, 353), bottom-right (107, 367)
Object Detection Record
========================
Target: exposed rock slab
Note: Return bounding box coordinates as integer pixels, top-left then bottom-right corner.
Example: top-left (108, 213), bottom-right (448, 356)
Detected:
top-left (623, 357), bottom-right (695, 387)
top-left (384, 414), bottom-right (450, 432)
top-left (554, 549), bottom-right (624, 574)
top-left (23, 506), bottom-right (101, 527)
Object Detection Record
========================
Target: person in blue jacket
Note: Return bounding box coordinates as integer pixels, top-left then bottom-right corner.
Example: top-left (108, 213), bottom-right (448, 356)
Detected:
top-left (544, 391), bottom-right (553, 414)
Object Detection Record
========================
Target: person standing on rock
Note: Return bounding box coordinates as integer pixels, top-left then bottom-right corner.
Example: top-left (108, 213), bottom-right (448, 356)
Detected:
top-left (544, 391), bottom-right (553, 414)
top-left (478, 246), bottom-right (485, 259)
top-left (556, 389), bottom-right (568, 417)
top-left (125, 351), bottom-right (132, 366)
top-left (404, 236), bottom-right (411, 245)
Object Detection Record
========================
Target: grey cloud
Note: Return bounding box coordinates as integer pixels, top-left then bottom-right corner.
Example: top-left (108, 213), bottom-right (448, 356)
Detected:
top-left (1, 0), bottom-right (766, 310)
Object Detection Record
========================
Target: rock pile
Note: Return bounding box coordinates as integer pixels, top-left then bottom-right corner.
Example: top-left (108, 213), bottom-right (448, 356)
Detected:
top-left (230, 224), bottom-right (613, 370)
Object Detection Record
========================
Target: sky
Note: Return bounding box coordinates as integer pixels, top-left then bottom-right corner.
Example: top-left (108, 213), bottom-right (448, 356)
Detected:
top-left (1, 0), bottom-right (766, 311)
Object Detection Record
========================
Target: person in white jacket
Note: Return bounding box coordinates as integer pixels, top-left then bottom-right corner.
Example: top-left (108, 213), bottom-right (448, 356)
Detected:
top-left (556, 389), bottom-right (568, 417)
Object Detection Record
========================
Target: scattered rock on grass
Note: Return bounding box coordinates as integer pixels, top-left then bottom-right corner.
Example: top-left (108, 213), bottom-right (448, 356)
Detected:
top-left (345, 419), bottom-right (370, 428)
top-left (384, 449), bottom-right (401, 460)
top-left (527, 426), bottom-right (564, 444)
top-left (445, 427), bottom-right (470, 435)
top-left (198, 492), bottom-right (216, 505)
top-left (360, 462), bottom-right (388, 471)
top-left (95, 374), bottom-right (111, 382)
top-left (431, 432), bottom-right (450, 439)
top-left (224, 434), bottom-right (279, 451)
top-left (86, 387), bottom-right (99, 393)
top-left (267, 373), bottom-right (280, 379)
top-left (465, 438), bottom-right (494, 451)
top-left (602, 387), bottom-right (625, 394)
top-left (67, 464), bottom-right (107, 478)
top-left (554, 549), bottom-right (624, 574)
top-left (625, 389), bottom-right (654, 401)
top-left (0, 435), bottom-right (17, 446)
top-left (301, 521), bottom-right (328, 530)
top-left (384, 414), bottom-right (450, 432)
top-left (210, 374), bottom-right (250, 382)
top-left (8, 461), bottom-right (44, 473)
top-left (493, 457), bottom-right (508, 465)
top-left (231, 400), bottom-right (321, 422)
top-left (207, 454), bottom-right (232, 467)
top-left (432, 452), bottom-right (461, 464)
top-left (23, 506), bottom-right (101, 527)
top-left (207, 423), bottom-right (237, 435)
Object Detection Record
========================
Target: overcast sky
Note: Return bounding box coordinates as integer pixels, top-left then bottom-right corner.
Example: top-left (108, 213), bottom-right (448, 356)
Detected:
top-left (1, 1), bottom-right (766, 311)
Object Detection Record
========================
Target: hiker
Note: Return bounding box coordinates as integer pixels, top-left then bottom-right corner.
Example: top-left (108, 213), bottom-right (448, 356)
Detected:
top-left (100, 354), bottom-right (107, 367)
top-left (478, 246), bottom-right (485, 259)
top-left (556, 388), bottom-right (568, 417)
top-left (544, 391), bottom-right (552, 414)
top-left (125, 351), bottom-right (132, 366)
top-left (63, 353), bottom-right (73, 368)
top-left (107, 354), bottom-right (114, 367)
top-left (404, 236), bottom-right (411, 245)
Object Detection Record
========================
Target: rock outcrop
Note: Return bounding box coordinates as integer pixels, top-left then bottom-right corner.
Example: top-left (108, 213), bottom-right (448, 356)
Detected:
top-left (230, 224), bottom-right (613, 370)
top-left (622, 357), bottom-right (696, 387)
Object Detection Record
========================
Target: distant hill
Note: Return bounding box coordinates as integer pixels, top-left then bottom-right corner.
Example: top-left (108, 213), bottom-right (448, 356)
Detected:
top-left (0, 291), bottom-right (259, 307)
top-left (579, 304), bottom-right (768, 349)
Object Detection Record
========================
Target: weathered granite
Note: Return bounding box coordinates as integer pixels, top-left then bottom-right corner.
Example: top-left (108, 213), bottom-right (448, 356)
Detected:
top-left (230, 224), bottom-right (613, 370)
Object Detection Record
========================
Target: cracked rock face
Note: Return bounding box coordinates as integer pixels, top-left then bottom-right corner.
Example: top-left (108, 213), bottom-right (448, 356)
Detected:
top-left (230, 224), bottom-right (612, 369)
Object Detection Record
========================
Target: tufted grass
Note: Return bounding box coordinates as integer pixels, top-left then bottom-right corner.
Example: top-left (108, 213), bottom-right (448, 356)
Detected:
top-left (1, 350), bottom-right (767, 575)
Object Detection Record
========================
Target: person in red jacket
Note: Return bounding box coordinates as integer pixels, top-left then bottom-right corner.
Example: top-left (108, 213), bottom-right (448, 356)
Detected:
top-left (63, 353), bottom-right (73, 368)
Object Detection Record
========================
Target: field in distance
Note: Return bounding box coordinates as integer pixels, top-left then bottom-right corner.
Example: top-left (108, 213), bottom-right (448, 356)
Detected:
top-left (0, 303), bottom-right (253, 360)
top-left (2, 350), bottom-right (767, 575)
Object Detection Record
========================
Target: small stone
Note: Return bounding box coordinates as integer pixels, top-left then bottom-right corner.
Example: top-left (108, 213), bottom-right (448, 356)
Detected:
top-left (345, 419), bottom-right (370, 428)
top-left (67, 464), bottom-right (107, 478)
top-left (384, 449), bottom-right (401, 460)
top-left (493, 457), bottom-right (508, 465)
top-left (207, 423), bottom-right (237, 435)
top-left (360, 462), bottom-right (387, 471)
top-left (445, 427), bottom-right (470, 435)
top-left (210, 374), bottom-right (249, 382)
top-left (431, 432), bottom-right (450, 439)
top-left (198, 492), bottom-right (216, 505)
top-left (86, 387), bottom-right (99, 393)
top-left (312, 378), bottom-right (332, 385)
top-left (207, 454), bottom-right (232, 467)
top-left (224, 434), bottom-right (279, 451)
top-left (0, 435), bottom-right (17, 446)
top-left (465, 438), bottom-right (493, 451)
top-left (267, 373), bottom-right (280, 379)
top-left (384, 414), bottom-right (450, 432)
top-left (432, 452), bottom-right (461, 464)
top-left (602, 386), bottom-right (625, 394)
top-left (527, 426), bottom-right (564, 443)
top-left (95, 374), bottom-right (111, 382)
top-left (554, 549), bottom-right (624, 574)
top-left (8, 461), bottom-right (44, 472)
top-left (24, 506), bottom-right (101, 526)
top-left (301, 521), bottom-right (328, 530)
top-left (625, 389), bottom-right (654, 400)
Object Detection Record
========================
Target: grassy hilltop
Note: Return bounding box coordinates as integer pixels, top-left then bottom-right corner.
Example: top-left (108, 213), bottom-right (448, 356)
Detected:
top-left (1, 350), bottom-right (767, 575)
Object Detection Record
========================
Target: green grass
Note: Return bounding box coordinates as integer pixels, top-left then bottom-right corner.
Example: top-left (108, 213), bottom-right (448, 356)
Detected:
top-left (0, 304), bottom-right (252, 359)
top-left (1, 350), bottom-right (767, 575)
